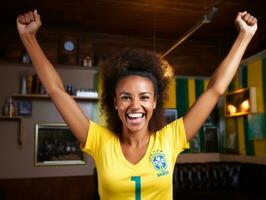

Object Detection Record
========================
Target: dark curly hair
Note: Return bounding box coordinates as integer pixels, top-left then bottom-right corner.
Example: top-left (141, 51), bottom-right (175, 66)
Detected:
top-left (100, 48), bottom-right (171, 135)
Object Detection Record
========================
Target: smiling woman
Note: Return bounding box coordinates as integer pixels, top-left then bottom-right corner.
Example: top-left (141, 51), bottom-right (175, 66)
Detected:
top-left (16, 9), bottom-right (257, 200)
top-left (101, 49), bottom-right (170, 135)
top-left (114, 75), bottom-right (156, 139)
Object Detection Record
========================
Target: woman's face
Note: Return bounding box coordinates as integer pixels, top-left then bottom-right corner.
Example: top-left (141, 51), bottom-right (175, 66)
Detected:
top-left (114, 75), bottom-right (157, 133)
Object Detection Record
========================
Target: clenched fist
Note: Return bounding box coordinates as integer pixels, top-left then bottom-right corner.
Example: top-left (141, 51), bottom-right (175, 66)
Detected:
top-left (17, 10), bottom-right (42, 36)
top-left (235, 11), bottom-right (257, 36)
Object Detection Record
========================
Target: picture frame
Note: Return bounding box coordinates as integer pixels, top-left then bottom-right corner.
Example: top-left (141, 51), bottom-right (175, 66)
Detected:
top-left (17, 100), bottom-right (32, 115)
top-left (164, 109), bottom-right (178, 124)
top-left (34, 123), bottom-right (86, 166)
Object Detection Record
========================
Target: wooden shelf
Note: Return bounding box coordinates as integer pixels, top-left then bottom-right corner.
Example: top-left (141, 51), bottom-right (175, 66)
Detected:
top-left (0, 116), bottom-right (22, 120)
top-left (0, 116), bottom-right (23, 145)
top-left (12, 94), bottom-right (99, 101)
top-left (0, 61), bottom-right (99, 72)
top-left (1, 93), bottom-right (98, 146)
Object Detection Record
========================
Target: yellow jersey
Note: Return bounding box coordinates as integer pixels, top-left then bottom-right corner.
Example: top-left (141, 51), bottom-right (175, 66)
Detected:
top-left (82, 117), bottom-right (189, 200)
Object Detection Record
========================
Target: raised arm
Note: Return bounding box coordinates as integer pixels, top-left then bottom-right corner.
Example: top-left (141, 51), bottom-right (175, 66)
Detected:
top-left (17, 10), bottom-right (90, 146)
top-left (183, 11), bottom-right (257, 141)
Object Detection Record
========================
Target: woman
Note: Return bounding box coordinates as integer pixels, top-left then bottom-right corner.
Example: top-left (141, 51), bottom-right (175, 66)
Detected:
top-left (17, 10), bottom-right (257, 200)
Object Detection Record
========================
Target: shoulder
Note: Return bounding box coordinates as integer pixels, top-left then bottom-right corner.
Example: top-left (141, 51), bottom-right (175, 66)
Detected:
top-left (156, 117), bottom-right (185, 134)
top-left (154, 117), bottom-right (189, 154)
top-left (81, 120), bottom-right (116, 157)
top-left (89, 120), bottom-right (115, 139)
top-left (155, 117), bottom-right (187, 143)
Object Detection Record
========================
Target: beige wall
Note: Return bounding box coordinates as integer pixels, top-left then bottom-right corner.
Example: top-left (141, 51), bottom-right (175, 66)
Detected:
top-left (0, 64), bottom-right (96, 179)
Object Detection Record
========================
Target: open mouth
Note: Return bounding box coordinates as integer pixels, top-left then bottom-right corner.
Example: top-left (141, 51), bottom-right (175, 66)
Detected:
top-left (126, 112), bottom-right (145, 124)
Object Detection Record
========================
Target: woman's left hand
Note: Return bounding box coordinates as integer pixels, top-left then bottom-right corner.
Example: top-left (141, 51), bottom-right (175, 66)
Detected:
top-left (235, 11), bottom-right (257, 36)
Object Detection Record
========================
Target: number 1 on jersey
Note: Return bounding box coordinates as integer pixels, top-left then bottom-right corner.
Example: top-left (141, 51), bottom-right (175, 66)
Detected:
top-left (131, 176), bottom-right (141, 200)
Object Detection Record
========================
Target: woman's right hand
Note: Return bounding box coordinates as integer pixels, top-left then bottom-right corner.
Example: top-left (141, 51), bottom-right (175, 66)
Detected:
top-left (17, 10), bottom-right (42, 36)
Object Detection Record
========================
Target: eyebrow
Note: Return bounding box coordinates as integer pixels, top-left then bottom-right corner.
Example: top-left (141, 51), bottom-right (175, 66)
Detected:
top-left (119, 92), bottom-right (153, 96)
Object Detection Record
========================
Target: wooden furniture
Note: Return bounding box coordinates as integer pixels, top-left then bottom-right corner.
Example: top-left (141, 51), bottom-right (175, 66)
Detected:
top-left (0, 94), bottom-right (99, 146)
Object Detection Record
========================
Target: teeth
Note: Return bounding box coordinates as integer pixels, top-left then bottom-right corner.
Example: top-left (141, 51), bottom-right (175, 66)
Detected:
top-left (127, 113), bottom-right (143, 118)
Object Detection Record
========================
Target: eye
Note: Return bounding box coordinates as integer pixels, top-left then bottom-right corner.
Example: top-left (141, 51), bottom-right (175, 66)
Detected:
top-left (140, 95), bottom-right (150, 101)
top-left (121, 95), bottom-right (131, 101)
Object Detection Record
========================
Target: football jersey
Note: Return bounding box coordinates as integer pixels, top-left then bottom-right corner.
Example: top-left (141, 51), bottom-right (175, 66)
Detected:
top-left (82, 117), bottom-right (189, 200)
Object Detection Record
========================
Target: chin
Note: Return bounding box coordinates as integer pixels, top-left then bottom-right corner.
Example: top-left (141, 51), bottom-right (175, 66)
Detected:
top-left (128, 127), bottom-right (143, 132)
top-left (126, 123), bottom-right (148, 133)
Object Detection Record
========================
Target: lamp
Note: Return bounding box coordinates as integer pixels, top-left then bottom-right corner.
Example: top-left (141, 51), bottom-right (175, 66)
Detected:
top-left (240, 99), bottom-right (250, 112)
top-left (227, 104), bottom-right (237, 115)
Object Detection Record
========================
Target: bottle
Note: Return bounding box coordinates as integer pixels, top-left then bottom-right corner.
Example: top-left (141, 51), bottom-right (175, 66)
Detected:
top-left (83, 56), bottom-right (92, 67)
top-left (20, 75), bottom-right (27, 94)
top-left (66, 85), bottom-right (73, 95)
top-left (3, 103), bottom-right (9, 116)
top-left (22, 53), bottom-right (30, 64)
top-left (26, 74), bottom-right (33, 94)
top-left (7, 97), bottom-right (16, 117)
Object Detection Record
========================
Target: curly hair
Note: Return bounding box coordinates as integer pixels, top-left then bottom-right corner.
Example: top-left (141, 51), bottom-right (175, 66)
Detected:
top-left (100, 48), bottom-right (171, 135)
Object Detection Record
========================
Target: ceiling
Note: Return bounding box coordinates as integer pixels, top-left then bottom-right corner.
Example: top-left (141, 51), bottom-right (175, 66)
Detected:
top-left (1, 0), bottom-right (266, 74)
top-left (3, 0), bottom-right (265, 38)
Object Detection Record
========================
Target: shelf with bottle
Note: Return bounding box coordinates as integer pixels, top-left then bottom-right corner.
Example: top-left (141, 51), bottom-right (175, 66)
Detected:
top-left (0, 60), bottom-right (99, 72)
top-left (12, 93), bottom-right (99, 101)
top-left (1, 96), bottom-right (23, 145)
top-left (17, 72), bottom-right (99, 101)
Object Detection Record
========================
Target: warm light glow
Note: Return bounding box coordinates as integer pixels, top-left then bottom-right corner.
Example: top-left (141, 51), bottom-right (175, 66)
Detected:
top-left (161, 59), bottom-right (174, 78)
top-left (240, 99), bottom-right (250, 112)
top-left (227, 104), bottom-right (237, 115)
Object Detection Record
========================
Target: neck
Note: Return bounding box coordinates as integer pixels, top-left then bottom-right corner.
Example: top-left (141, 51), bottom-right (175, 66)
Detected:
top-left (121, 127), bottom-right (150, 148)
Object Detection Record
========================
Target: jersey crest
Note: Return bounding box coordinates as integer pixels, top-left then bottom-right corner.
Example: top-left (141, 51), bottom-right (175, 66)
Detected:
top-left (150, 150), bottom-right (169, 177)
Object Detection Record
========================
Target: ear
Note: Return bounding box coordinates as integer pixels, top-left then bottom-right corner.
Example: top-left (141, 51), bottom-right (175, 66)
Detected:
top-left (114, 97), bottom-right (118, 110)
top-left (153, 99), bottom-right (157, 109)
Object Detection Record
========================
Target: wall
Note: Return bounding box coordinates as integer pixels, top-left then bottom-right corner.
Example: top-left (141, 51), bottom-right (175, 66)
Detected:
top-left (175, 76), bottom-right (222, 153)
top-left (0, 26), bottom-right (224, 180)
top-left (1, 27), bottom-right (222, 77)
top-left (2, 27), bottom-right (263, 181)
top-left (0, 64), bottom-right (97, 179)
top-left (225, 50), bottom-right (266, 157)
top-left (172, 50), bottom-right (266, 157)
top-left (150, 74), bottom-right (222, 153)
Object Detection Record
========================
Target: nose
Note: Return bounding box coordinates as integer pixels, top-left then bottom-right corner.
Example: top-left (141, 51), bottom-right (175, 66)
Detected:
top-left (130, 98), bottom-right (141, 110)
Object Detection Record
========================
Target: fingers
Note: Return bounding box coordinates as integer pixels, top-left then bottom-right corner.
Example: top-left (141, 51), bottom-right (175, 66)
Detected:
top-left (243, 13), bottom-right (250, 21)
top-left (242, 12), bottom-right (257, 26)
top-left (236, 11), bottom-right (247, 21)
top-left (17, 10), bottom-right (39, 25)
top-left (235, 11), bottom-right (258, 35)
top-left (251, 17), bottom-right (257, 25)
top-left (247, 16), bottom-right (257, 26)
top-left (25, 11), bottom-right (34, 23)
top-left (33, 9), bottom-right (41, 24)
top-left (238, 11), bottom-right (247, 17)
top-left (17, 14), bottom-right (26, 24)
